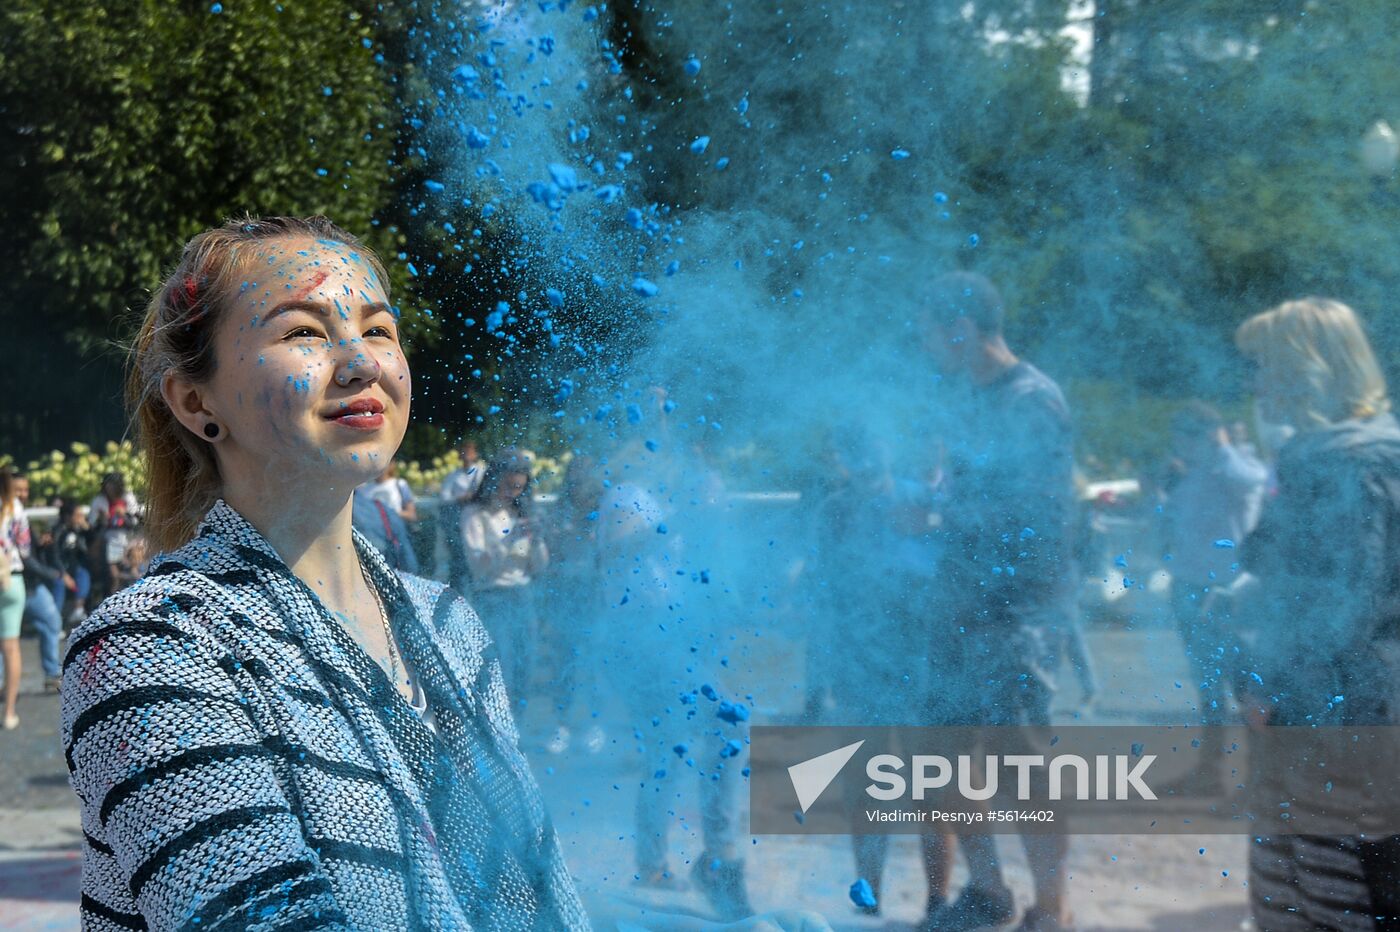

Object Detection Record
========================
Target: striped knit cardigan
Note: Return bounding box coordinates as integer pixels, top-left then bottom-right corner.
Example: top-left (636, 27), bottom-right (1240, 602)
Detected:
top-left (61, 499), bottom-right (591, 931)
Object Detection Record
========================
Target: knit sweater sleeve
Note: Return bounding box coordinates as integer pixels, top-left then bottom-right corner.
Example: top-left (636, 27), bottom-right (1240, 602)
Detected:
top-left (61, 579), bottom-right (350, 932)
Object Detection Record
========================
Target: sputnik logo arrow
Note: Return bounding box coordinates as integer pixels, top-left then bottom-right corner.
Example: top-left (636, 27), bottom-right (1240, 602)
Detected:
top-left (788, 740), bottom-right (865, 813)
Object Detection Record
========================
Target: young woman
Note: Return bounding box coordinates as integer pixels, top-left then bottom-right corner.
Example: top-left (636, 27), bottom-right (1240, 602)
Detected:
top-left (460, 450), bottom-right (549, 704)
top-left (61, 216), bottom-right (825, 932)
top-left (0, 467), bottom-right (29, 729)
top-left (60, 216), bottom-right (592, 930)
top-left (1236, 297), bottom-right (1400, 931)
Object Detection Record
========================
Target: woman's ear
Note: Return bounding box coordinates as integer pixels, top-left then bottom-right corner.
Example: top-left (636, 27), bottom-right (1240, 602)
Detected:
top-left (160, 372), bottom-right (215, 441)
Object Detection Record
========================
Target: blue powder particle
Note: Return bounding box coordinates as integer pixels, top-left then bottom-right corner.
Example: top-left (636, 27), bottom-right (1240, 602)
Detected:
top-left (662, 399), bottom-right (677, 413)
top-left (690, 136), bottom-right (711, 154)
top-left (656, 524), bottom-right (668, 535)
top-left (700, 684), bottom-right (719, 701)
top-left (891, 148), bottom-right (911, 160)
top-left (548, 163), bottom-right (579, 191)
top-left (424, 179), bottom-right (446, 193)
top-left (624, 208), bottom-right (644, 230)
top-left (464, 126), bottom-right (490, 149)
top-left (934, 191), bottom-right (949, 203)
top-left (582, 5), bottom-right (599, 21)
top-left (645, 439), bottom-right (659, 451)
top-left (1213, 538), bottom-right (1236, 549)
top-left (969, 233), bottom-right (981, 247)
top-left (850, 878), bottom-right (878, 908)
top-left (406, 263), bottom-right (418, 277)
top-left (595, 184), bottom-right (623, 203)
top-left (626, 403), bottom-right (643, 423)
top-left (715, 157), bottom-right (730, 170)
top-left (451, 64), bottom-right (479, 84)
top-left (665, 260), bottom-right (680, 276)
top-left (210, 1), bottom-right (222, 11)
top-left (322, 86), bottom-right (333, 97)
top-left (672, 743), bottom-right (687, 758)
top-left (720, 739), bottom-right (742, 759)
top-left (717, 701), bottom-right (749, 724)
top-left (361, 38), bottom-right (372, 49)
top-left (737, 96), bottom-right (749, 115)
top-left (632, 277), bottom-right (659, 297)
top-left (546, 288), bottom-right (564, 308)
top-left (684, 57), bottom-right (702, 76)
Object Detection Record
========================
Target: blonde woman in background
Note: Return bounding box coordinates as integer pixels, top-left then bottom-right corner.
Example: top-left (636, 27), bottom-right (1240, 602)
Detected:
top-left (0, 467), bottom-right (30, 729)
top-left (1236, 297), bottom-right (1400, 931)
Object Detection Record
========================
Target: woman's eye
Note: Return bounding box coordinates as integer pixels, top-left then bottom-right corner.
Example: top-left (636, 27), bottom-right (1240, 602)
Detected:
top-left (366, 326), bottom-right (395, 339)
top-left (284, 326), bottom-right (324, 340)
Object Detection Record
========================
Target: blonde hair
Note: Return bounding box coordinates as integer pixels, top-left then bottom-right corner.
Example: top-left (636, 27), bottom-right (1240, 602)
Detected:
top-left (128, 215), bottom-right (390, 553)
top-left (1235, 297), bottom-right (1390, 429)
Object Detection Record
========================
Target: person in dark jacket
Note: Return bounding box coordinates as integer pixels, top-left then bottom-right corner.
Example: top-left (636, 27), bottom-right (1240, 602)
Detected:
top-left (52, 499), bottom-right (92, 625)
top-left (1237, 296), bottom-right (1400, 931)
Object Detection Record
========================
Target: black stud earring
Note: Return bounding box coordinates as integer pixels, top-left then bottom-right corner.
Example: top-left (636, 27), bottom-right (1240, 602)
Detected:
top-left (203, 423), bottom-right (220, 439)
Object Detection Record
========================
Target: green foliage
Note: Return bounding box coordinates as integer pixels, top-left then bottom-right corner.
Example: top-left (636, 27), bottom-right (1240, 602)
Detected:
top-left (7, 440), bottom-right (146, 505)
top-left (0, 0), bottom-right (427, 353)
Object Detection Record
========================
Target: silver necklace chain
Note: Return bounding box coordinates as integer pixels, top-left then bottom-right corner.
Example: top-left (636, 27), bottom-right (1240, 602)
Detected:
top-left (359, 561), bottom-right (402, 690)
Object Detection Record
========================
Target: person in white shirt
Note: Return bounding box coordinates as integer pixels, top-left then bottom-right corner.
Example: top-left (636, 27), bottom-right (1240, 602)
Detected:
top-left (461, 450), bottom-right (548, 698)
top-left (439, 438), bottom-right (485, 591)
top-left (359, 461), bottom-right (417, 523)
top-left (0, 468), bottom-right (30, 729)
top-left (88, 471), bottom-right (143, 602)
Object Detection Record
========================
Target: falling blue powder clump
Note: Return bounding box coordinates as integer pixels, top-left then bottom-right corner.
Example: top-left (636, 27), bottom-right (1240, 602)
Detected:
top-left (684, 57), bottom-right (702, 76)
top-left (717, 701), bottom-right (750, 724)
top-left (424, 180), bottom-right (446, 193)
top-left (700, 683), bottom-right (719, 701)
top-left (210, 1), bottom-right (222, 11)
top-left (849, 878), bottom-right (878, 909)
top-left (891, 149), bottom-right (911, 160)
top-left (715, 157), bottom-right (730, 171)
top-left (632, 277), bottom-right (659, 297)
top-left (463, 125), bottom-right (490, 148)
top-left (672, 743), bottom-right (688, 758)
top-left (690, 136), bottom-right (711, 154)
top-left (969, 233), bottom-right (981, 247)
top-left (624, 208), bottom-right (644, 230)
top-left (720, 739), bottom-right (742, 759)
top-left (1213, 539), bottom-right (1236, 549)
top-left (548, 163), bottom-right (580, 191)
top-left (595, 184), bottom-right (623, 203)
top-left (486, 304), bottom-right (506, 331)
top-left (665, 260), bottom-right (680, 276)
top-left (935, 191), bottom-right (949, 203)
top-left (451, 64), bottom-right (479, 85)
top-left (546, 288), bottom-right (565, 308)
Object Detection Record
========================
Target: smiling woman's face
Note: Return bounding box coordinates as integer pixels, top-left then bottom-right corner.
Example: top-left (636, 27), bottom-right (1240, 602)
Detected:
top-left (199, 236), bottom-right (410, 488)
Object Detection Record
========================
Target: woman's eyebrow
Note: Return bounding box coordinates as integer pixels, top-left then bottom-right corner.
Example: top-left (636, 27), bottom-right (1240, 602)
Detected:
top-left (265, 300), bottom-right (330, 322)
top-left (265, 300), bottom-right (393, 323)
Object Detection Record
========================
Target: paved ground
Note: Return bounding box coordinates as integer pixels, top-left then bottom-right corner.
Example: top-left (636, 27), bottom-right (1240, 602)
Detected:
top-left (0, 615), bottom-right (1253, 931)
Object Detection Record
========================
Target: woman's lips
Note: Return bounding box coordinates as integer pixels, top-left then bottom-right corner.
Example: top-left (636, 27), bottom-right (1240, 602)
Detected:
top-left (328, 411), bottom-right (385, 431)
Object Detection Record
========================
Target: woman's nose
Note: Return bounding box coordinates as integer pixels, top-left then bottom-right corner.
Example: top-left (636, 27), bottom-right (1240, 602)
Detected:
top-left (331, 340), bottom-right (383, 387)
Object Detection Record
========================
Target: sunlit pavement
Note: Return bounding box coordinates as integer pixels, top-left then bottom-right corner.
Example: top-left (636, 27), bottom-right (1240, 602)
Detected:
top-left (1, 622), bottom-right (1251, 931)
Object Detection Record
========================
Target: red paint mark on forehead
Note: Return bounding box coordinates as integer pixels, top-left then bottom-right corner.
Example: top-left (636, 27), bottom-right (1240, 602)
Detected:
top-left (289, 269), bottom-right (330, 301)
